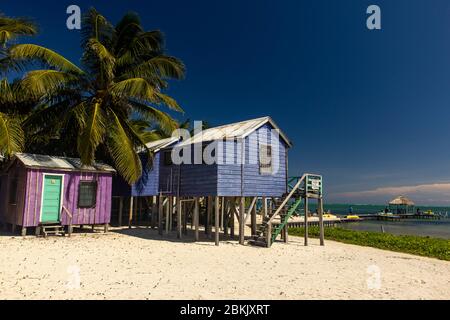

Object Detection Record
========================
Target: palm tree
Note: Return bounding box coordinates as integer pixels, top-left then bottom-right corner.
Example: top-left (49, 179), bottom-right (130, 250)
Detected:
top-left (0, 13), bottom-right (37, 158)
top-left (9, 8), bottom-right (185, 183)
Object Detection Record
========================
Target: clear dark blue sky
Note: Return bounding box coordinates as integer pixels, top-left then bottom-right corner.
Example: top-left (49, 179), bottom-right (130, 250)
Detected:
top-left (3, 0), bottom-right (450, 204)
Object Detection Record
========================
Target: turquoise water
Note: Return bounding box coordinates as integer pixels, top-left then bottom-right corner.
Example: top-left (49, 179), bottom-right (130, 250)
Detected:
top-left (307, 204), bottom-right (450, 239)
top-left (320, 203), bottom-right (450, 216)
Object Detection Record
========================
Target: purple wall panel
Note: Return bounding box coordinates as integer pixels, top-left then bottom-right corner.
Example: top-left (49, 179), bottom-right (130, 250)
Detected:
top-left (4, 164), bottom-right (113, 227)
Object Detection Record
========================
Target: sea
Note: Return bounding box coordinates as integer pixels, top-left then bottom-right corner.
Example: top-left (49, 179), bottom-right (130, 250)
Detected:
top-left (308, 204), bottom-right (450, 240)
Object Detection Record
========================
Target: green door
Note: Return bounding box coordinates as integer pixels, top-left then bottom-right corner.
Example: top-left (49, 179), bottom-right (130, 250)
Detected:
top-left (41, 175), bottom-right (63, 223)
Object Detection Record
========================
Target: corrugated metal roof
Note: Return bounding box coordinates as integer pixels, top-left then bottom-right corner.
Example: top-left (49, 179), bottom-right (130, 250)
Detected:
top-left (178, 116), bottom-right (292, 147)
top-left (14, 153), bottom-right (116, 173)
top-left (145, 137), bottom-right (180, 152)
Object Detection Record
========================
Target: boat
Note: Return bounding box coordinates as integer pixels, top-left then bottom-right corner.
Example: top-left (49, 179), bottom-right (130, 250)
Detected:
top-left (346, 215), bottom-right (361, 220)
top-left (377, 211), bottom-right (394, 216)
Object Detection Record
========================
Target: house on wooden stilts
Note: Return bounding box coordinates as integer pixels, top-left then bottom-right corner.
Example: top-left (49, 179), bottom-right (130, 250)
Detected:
top-left (158, 116), bottom-right (301, 246)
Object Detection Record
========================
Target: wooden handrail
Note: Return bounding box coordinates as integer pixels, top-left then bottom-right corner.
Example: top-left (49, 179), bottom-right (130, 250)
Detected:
top-left (62, 205), bottom-right (73, 219)
top-left (266, 174), bottom-right (307, 225)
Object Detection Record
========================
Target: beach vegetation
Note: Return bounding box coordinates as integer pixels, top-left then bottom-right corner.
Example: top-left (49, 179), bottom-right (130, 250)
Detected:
top-left (289, 227), bottom-right (450, 261)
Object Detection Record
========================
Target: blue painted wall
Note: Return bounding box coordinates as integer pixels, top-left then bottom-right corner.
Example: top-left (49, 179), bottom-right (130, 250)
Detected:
top-left (217, 123), bottom-right (288, 197)
top-left (112, 153), bottom-right (161, 197)
top-left (159, 146), bottom-right (219, 196)
top-left (159, 123), bottom-right (289, 197)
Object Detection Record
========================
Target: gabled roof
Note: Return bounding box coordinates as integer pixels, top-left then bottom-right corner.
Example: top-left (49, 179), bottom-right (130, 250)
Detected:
top-left (145, 137), bottom-right (180, 153)
top-left (178, 116), bottom-right (292, 147)
top-left (10, 153), bottom-right (115, 173)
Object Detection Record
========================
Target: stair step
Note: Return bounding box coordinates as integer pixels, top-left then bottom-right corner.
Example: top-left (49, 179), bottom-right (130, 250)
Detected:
top-left (248, 239), bottom-right (268, 247)
top-left (44, 230), bottom-right (65, 234)
top-left (42, 225), bottom-right (64, 229)
top-left (38, 223), bottom-right (65, 237)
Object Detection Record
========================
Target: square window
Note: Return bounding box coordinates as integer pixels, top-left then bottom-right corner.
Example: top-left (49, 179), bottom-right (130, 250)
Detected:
top-left (78, 181), bottom-right (97, 208)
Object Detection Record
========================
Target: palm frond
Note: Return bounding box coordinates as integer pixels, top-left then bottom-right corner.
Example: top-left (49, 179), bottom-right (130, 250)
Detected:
top-left (83, 38), bottom-right (115, 82)
top-left (0, 15), bottom-right (37, 46)
top-left (20, 69), bottom-right (79, 98)
top-left (126, 55), bottom-right (185, 80)
top-left (110, 77), bottom-right (182, 111)
top-left (106, 110), bottom-right (142, 184)
top-left (77, 100), bottom-right (106, 165)
top-left (130, 101), bottom-right (179, 135)
top-left (0, 112), bottom-right (24, 157)
top-left (81, 8), bottom-right (113, 47)
top-left (9, 44), bottom-right (84, 74)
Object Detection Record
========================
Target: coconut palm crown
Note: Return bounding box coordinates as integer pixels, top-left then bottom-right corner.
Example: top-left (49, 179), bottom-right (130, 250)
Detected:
top-left (8, 8), bottom-right (185, 183)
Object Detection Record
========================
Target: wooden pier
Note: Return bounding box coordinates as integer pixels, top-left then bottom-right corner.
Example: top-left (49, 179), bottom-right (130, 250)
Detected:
top-left (360, 213), bottom-right (442, 222)
top-left (284, 212), bottom-right (443, 229)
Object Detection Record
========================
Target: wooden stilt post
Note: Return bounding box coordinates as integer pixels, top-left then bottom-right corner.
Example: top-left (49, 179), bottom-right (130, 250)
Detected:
top-left (215, 196), bottom-right (220, 246)
top-left (262, 197), bottom-right (267, 219)
top-left (318, 197), bottom-right (325, 246)
top-left (183, 200), bottom-right (188, 235)
top-left (283, 222), bottom-right (288, 243)
top-left (177, 197), bottom-right (182, 239)
top-left (158, 195), bottom-right (164, 235)
top-left (151, 196), bottom-right (157, 228)
top-left (194, 197), bottom-right (199, 241)
top-left (266, 222), bottom-right (272, 248)
top-left (304, 196), bottom-right (308, 246)
top-left (239, 197), bottom-right (245, 245)
top-left (128, 196), bottom-right (134, 229)
top-left (165, 196), bottom-right (171, 234)
top-left (223, 198), bottom-right (229, 238)
top-left (251, 198), bottom-right (257, 235)
top-left (220, 196), bottom-right (225, 230)
top-left (206, 196), bottom-right (212, 238)
top-left (136, 197), bottom-right (144, 225)
top-left (118, 196), bottom-right (123, 227)
top-left (230, 197), bottom-right (235, 238)
top-left (21, 227), bottom-right (27, 237)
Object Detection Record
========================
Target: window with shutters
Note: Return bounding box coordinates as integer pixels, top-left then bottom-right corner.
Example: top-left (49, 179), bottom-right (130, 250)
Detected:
top-left (259, 144), bottom-right (273, 175)
top-left (78, 181), bottom-right (97, 208)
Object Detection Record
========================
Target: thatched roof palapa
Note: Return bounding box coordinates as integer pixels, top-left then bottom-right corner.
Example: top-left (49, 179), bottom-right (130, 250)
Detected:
top-left (389, 196), bottom-right (415, 206)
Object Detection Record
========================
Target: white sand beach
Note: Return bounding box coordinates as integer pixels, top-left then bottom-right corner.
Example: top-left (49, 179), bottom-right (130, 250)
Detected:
top-left (0, 227), bottom-right (449, 300)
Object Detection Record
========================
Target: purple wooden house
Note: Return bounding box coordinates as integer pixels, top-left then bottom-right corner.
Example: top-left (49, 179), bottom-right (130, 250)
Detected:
top-left (0, 153), bottom-right (115, 236)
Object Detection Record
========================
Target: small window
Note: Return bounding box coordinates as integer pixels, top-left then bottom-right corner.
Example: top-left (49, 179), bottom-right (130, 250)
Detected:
top-left (78, 181), bottom-right (97, 208)
top-left (259, 144), bottom-right (273, 175)
top-left (9, 175), bottom-right (18, 205)
top-left (163, 150), bottom-right (173, 166)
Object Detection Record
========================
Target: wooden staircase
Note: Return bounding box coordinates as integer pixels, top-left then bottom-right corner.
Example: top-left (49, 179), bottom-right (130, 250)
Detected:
top-left (37, 222), bottom-right (66, 237)
top-left (248, 173), bottom-right (323, 248)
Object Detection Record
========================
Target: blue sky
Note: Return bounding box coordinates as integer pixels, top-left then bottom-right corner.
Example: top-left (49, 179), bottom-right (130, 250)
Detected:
top-left (3, 0), bottom-right (450, 205)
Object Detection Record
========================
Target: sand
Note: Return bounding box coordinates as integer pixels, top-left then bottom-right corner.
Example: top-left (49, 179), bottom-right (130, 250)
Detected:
top-left (0, 227), bottom-right (449, 300)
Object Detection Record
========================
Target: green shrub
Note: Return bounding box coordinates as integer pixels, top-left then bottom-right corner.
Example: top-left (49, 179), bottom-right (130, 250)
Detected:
top-left (289, 227), bottom-right (450, 261)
